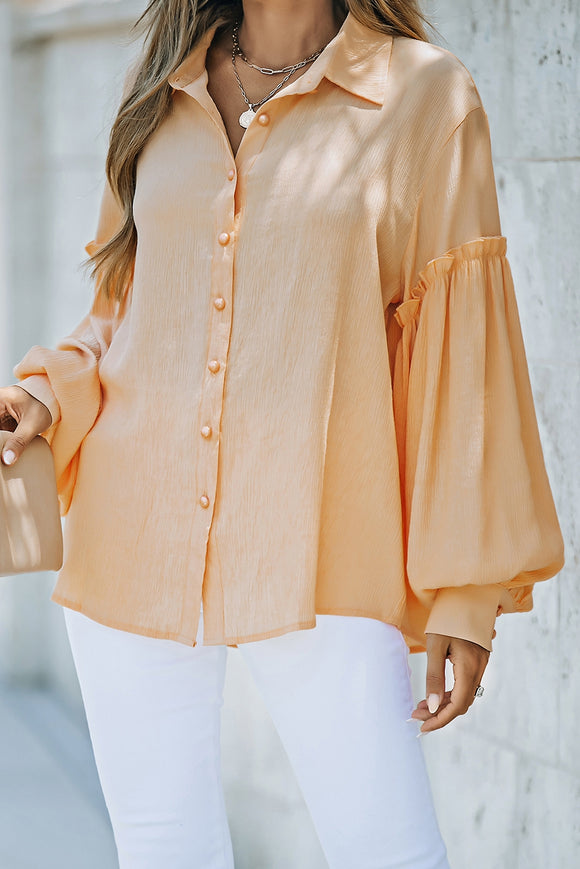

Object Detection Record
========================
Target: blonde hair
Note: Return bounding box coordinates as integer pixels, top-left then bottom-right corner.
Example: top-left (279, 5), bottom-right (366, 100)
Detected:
top-left (91, 0), bottom-right (433, 303)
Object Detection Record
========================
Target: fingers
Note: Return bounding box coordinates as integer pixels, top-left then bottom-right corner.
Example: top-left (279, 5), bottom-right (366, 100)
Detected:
top-left (424, 632), bottom-right (448, 716)
top-left (413, 634), bottom-right (489, 734)
top-left (2, 423), bottom-right (38, 467)
top-left (412, 690), bottom-right (452, 720)
top-left (0, 386), bottom-right (52, 466)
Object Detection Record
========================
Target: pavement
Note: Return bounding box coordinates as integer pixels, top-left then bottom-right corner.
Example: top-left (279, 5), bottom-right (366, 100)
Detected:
top-left (0, 680), bottom-right (118, 869)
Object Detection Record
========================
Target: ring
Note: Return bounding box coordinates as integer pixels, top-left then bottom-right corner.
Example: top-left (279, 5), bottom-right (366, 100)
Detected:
top-left (474, 685), bottom-right (484, 698)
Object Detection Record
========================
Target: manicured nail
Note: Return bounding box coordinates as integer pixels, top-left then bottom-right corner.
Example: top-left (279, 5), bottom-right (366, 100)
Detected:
top-left (2, 450), bottom-right (16, 465)
top-left (416, 730), bottom-right (426, 738)
top-left (405, 717), bottom-right (416, 723)
top-left (427, 693), bottom-right (440, 714)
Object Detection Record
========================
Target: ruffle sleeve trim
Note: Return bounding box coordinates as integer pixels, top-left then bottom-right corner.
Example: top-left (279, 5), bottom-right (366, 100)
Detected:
top-left (394, 236), bottom-right (507, 329)
top-left (85, 239), bottom-right (104, 258)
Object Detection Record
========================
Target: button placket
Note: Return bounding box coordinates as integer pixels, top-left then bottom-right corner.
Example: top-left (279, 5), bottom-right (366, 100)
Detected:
top-left (172, 79), bottom-right (279, 642)
top-left (180, 198), bottom-right (237, 641)
top-left (194, 203), bottom-right (237, 527)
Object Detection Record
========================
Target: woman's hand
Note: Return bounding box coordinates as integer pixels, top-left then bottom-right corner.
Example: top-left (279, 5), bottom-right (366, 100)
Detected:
top-left (410, 632), bottom-right (491, 734)
top-left (0, 385), bottom-right (53, 466)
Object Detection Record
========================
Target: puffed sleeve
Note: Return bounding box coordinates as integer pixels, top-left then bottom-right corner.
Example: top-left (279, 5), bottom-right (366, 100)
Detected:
top-left (11, 177), bottom-right (127, 515)
top-left (390, 104), bottom-right (565, 652)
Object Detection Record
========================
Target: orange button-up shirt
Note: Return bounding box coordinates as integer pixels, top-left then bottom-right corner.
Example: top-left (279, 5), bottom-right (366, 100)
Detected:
top-left (12, 11), bottom-right (565, 653)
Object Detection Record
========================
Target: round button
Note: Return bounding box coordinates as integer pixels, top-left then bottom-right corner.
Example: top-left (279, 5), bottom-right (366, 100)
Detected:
top-left (257, 113), bottom-right (270, 126)
top-left (201, 425), bottom-right (212, 438)
top-left (208, 359), bottom-right (221, 373)
top-left (227, 168), bottom-right (235, 181)
top-left (218, 232), bottom-right (230, 245)
top-left (213, 296), bottom-right (226, 310)
top-left (199, 494), bottom-right (210, 508)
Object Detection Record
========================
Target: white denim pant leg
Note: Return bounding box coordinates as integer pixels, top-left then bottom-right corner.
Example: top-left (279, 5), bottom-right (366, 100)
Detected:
top-left (238, 615), bottom-right (450, 869)
top-left (64, 606), bottom-right (450, 869)
top-left (63, 606), bottom-right (234, 869)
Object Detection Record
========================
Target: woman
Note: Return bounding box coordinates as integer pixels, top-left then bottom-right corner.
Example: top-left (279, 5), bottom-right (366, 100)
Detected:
top-left (0, 0), bottom-right (565, 867)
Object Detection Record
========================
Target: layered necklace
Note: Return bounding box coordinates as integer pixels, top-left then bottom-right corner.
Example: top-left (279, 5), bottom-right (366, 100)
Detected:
top-left (231, 19), bottom-right (329, 128)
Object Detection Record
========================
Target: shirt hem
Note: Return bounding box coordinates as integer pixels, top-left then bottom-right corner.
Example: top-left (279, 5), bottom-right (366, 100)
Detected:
top-left (51, 593), bottom-right (203, 647)
top-left (51, 593), bottom-right (409, 649)
top-left (204, 617), bottom-right (317, 647)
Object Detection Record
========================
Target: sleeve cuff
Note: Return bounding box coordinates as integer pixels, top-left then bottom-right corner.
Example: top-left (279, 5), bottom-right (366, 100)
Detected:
top-left (12, 375), bottom-right (61, 428)
top-left (424, 583), bottom-right (502, 652)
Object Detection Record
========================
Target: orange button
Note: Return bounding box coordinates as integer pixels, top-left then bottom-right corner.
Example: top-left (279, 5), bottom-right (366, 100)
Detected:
top-left (218, 232), bottom-right (230, 245)
top-left (257, 113), bottom-right (270, 126)
top-left (201, 425), bottom-right (212, 438)
top-left (227, 168), bottom-right (235, 181)
top-left (208, 359), bottom-right (221, 373)
top-left (199, 494), bottom-right (210, 508)
top-left (213, 297), bottom-right (226, 310)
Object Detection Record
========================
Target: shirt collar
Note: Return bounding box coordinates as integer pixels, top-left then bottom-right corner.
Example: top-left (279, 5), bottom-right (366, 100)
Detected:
top-left (167, 11), bottom-right (393, 107)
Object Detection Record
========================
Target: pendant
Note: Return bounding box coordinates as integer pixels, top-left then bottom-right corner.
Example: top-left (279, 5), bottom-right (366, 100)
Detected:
top-left (239, 108), bottom-right (256, 128)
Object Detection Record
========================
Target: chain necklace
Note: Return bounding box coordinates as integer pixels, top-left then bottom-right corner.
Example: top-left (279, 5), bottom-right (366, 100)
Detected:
top-left (231, 19), bottom-right (326, 129)
top-left (233, 21), bottom-right (324, 76)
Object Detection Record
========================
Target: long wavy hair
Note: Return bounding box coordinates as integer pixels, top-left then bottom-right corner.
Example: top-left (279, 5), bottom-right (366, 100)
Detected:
top-left (90, 0), bottom-right (434, 304)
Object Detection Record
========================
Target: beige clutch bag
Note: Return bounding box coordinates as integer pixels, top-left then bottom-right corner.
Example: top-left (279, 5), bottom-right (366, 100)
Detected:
top-left (0, 429), bottom-right (63, 576)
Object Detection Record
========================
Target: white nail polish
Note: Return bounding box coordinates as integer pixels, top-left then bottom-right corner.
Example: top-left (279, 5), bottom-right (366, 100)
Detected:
top-left (2, 450), bottom-right (16, 465)
top-left (416, 730), bottom-right (426, 738)
top-left (427, 693), bottom-right (440, 714)
top-left (405, 717), bottom-right (415, 723)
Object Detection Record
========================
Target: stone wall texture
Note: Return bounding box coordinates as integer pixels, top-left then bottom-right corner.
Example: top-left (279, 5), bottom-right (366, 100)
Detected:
top-left (1, 1), bottom-right (579, 866)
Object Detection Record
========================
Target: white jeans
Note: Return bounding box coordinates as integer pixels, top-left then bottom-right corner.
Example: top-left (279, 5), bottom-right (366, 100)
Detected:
top-left (63, 605), bottom-right (450, 869)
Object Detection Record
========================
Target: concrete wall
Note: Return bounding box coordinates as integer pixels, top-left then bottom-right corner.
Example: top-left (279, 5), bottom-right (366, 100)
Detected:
top-left (1, 1), bottom-right (578, 867)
